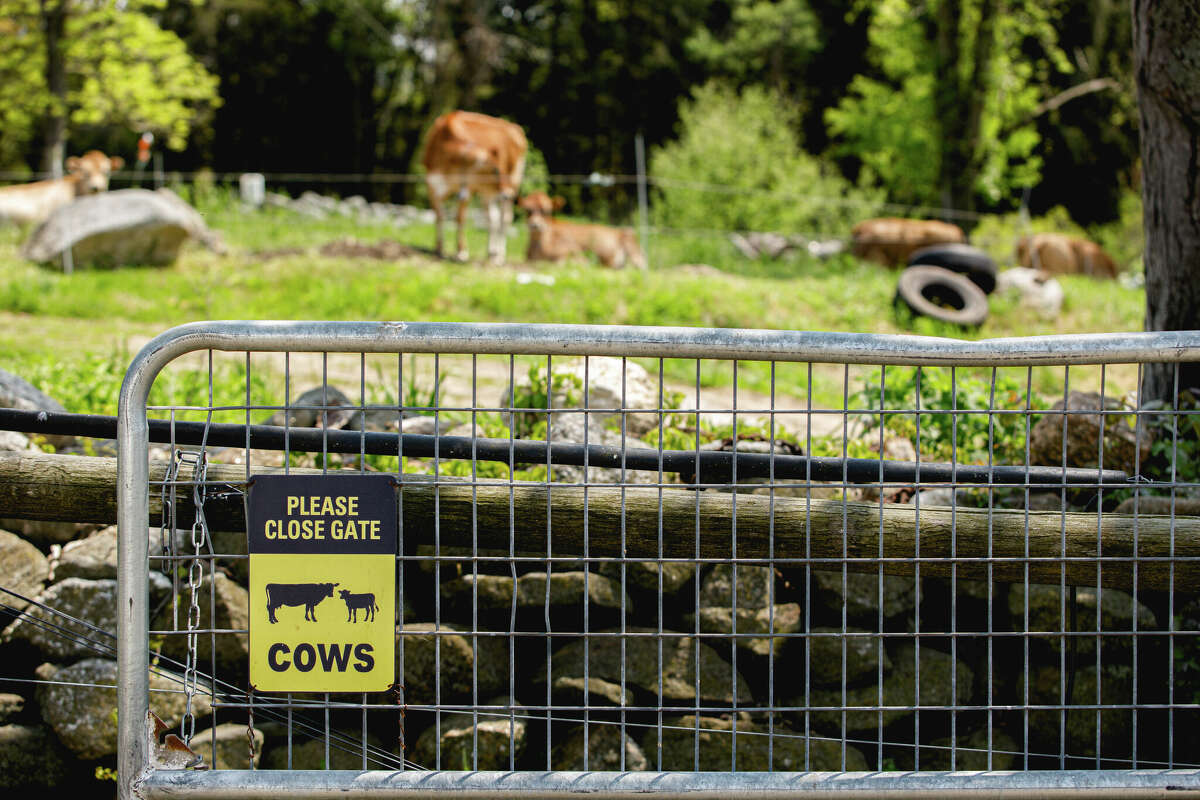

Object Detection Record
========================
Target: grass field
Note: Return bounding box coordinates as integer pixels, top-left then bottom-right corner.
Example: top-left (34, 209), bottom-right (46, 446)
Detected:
top-left (0, 191), bottom-right (1147, 424)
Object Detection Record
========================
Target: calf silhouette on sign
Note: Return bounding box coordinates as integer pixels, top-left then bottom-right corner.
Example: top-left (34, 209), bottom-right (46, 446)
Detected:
top-left (265, 582), bottom-right (338, 623)
top-left (338, 588), bottom-right (379, 623)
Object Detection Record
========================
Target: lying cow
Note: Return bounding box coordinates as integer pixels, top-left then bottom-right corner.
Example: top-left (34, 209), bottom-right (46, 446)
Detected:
top-left (422, 110), bottom-right (527, 264)
top-left (519, 192), bottom-right (647, 270)
top-left (1015, 232), bottom-right (1119, 280)
top-left (850, 217), bottom-right (966, 267)
top-left (0, 150), bottom-right (124, 226)
top-left (265, 582), bottom-right (338, 623)
top-left (338, 588), bottom-right (379, 623)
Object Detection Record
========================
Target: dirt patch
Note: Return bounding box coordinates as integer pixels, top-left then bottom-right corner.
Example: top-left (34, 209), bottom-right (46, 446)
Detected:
top-left (317, 238), bottom-right (422, 260)
top-left (253, 238), bottom-right (429, 261)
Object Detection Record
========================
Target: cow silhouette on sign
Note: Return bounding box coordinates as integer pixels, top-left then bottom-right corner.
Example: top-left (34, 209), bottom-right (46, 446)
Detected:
top-left (338, 589), bottom-right (379, 623)
top-left (265, 582), bottom-right (338, 623)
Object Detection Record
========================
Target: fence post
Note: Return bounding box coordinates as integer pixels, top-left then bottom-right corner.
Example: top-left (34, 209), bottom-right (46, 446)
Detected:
top-left (635, 132), bottom-right (650, 269)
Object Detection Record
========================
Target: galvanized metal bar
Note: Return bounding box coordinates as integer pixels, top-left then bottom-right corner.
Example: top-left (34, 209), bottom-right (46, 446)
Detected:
top-left (138, 769), bottom-right (1200, 798)
top-left (127, 320), bottom-right (1200, 367)
top-left (116, 321), bottom-right (1200, 799)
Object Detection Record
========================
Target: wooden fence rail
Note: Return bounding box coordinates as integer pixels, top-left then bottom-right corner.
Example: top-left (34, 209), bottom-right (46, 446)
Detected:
top-left (1, 451), bottom-right (1197, 592)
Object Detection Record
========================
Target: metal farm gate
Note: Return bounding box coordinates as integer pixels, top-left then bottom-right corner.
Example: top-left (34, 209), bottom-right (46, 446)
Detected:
top-left (116, 321), bottom-right (1200, 798)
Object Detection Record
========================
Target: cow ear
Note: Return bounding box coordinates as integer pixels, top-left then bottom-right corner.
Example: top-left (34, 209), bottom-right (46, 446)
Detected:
top-left (65, 157), bottom-right (80, 173)
top-left (109, 156), bottom-right (124, 170)
top-left (552, 196), bottom-right (566, 211)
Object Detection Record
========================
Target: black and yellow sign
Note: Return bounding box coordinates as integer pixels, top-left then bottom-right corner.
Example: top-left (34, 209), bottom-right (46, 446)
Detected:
top-left (248, 474), bottom-right (397, 692)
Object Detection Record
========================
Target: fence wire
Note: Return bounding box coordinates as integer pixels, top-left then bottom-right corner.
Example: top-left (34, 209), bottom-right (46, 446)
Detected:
top-left (100, 322), bottom-right (1200, 797)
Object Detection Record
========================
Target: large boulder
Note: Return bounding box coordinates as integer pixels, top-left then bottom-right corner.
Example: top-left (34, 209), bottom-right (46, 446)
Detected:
top-left (1028, 391), bottom-right (1150, 475)
top-left (807, 627), bottom-right (892, 688)
top-left (535, 627), bottom-right (753, 706)
top-left (0, 367), bottom-right (74, 450)
top-left (0, 530), bottom-right (50, 622)
top-left (260, 729), bottom-right (395, 770)
top-left (398, 623), bottom-right (509, 704)
top-left (54, 525), bottom-right (118, 580)
top-left (441, 571), bottom-right (630, 618)
top-left (0, 694), bottom-right (25, 724)
top-left (501, 357), bottom-right (663, 438)
top-left (21, 188), bottom-right (224, 268)
top-left (152, 572), bottom-right (250, 680)
top-left (189, 723), bottom-right (264, 770)
top-left (1009, 584), bottom-right (1157, 657)
top-left (410, 704), bottom-right (527, 771)
top-left (802, 644), bottom-right (973, 734)
top-left (644, 714), bottom-right (868, 771)
top-left (552, 724), bottom-right (648, 771)
top-left (3, 577), bottom-right (119, 660)
top-left (35, 658), bottom-right (211, 759)
top-left (0, 724), bottom-right (75, 789)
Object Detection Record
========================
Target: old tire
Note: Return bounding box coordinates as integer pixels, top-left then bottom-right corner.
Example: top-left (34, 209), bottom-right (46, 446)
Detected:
top-left (894, 265), bottom-right (989, 328)
top-left (907, 243), bottom-right (997, 294)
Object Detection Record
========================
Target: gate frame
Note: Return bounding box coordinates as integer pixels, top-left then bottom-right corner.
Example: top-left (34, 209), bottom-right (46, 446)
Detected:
top-left (118, 320), bottom-right (1200, 799)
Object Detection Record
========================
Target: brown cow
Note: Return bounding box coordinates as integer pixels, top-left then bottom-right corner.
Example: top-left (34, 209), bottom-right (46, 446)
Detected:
top-left (519, 192), bottom-right (647, 270)
top-left (1015, 232), bottom-right (1119, 280)
top-left (0, 150), bottom-right (124, 226)
top-left (850, 217), bottom-right (966, 267)
top-left (422, 111), bottom-right (527, 264)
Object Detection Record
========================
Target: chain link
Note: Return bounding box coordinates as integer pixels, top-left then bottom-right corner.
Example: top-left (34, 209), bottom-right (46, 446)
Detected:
top-left (247, 685), bottom-right (257, 769)
top-left (180, 450), bottom-right (209, 748)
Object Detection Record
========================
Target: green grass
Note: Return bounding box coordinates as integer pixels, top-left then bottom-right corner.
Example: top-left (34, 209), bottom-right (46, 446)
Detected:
top-left (0, 192), bottom-right (1147, 419)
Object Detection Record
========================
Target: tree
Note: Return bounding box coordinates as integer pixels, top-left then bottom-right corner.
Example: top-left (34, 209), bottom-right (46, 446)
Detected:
top-left (824, 0), bottom-right (1069, 216)
top-left (1133, 1), bottom-right (1200, 404)
top-left (0, 0), bottom-right (219, 172)
top-left (686, 0), bottom-right (820, 100)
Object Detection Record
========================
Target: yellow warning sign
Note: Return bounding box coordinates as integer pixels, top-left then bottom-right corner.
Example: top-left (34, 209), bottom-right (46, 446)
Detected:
top-left (247, 474), bottom-right (397, 692)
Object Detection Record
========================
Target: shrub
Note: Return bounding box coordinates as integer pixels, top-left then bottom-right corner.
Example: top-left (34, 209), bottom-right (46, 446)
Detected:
top-left (650, 82), bottom-right (882, 238)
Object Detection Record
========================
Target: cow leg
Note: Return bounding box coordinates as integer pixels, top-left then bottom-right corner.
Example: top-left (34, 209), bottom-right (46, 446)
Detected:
top-left (427, 176), bottom-right (447, 257)
top-left (455, 191), bottom-right (470, 261)
top-left (486, 196), bottom-right (506, 264)
top-left (268, 607), bottom-right (277, 624)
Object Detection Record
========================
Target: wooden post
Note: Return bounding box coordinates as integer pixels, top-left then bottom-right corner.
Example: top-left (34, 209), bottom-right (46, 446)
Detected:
top-left (1, 451), bottom-right (1196, 591)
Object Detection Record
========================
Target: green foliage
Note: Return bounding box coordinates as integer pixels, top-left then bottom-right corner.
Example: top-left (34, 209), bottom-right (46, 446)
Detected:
top-left (686, 0), bottom-right (820, 95)
top-left (848, 366), bottom-right (1047, 465)
top-left (507, 363), bottom-right (584, 439)
top-left (652, 82), bottom-right (883, 236)
top-left (825, 0), bottom-right (1068, 208)
top-left (0, 0), bottom-right (220, 158)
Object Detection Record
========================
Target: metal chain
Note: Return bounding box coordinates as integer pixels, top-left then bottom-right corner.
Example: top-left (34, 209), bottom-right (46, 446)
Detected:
top-left (247, 685), bottom-right (257, 769)
top-left (181, 450), bottom-right (209, 747)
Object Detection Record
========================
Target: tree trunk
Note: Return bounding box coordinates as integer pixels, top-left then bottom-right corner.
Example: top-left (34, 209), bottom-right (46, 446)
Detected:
top-left (40, 0), bottom-right (68, 177)
top-left (1133, 1), bottom-right (1200, 405)
top-left (934, 0), bottom-right (997, 223)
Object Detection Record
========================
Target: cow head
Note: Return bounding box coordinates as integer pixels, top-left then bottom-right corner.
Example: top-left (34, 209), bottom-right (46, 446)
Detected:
top-left (518, 192), bottom-right (566, 229)
top-left (338, 589), bottom-right (351, 600)
top-left (324, 582), bottom-right (339, 597)
top-left (66, 150), bottom-right (123, 196)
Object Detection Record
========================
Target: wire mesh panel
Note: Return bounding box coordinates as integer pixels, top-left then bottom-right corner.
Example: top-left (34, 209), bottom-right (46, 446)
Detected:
top-left (116, 322), bottom-right (1200, 798)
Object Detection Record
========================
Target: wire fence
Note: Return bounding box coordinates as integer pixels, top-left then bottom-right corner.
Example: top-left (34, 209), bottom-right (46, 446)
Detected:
top-left (42, 320), bottom-right (1187, 798)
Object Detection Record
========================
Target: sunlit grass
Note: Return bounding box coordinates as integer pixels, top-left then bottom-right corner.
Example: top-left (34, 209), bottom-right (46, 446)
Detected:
top-left (0, 193), bottom-right (1146, 415)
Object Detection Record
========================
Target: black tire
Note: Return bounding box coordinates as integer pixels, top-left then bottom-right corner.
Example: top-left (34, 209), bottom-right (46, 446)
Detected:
top-left (894, 265), bottom-right (989, 328)
top-left (907, 242), bottom-right (997, 294)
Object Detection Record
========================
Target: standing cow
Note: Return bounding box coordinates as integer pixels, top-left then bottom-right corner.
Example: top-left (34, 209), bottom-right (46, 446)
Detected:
top-left (265, 582), bottom-right (338, 623)
top-left (422, 111), bottom-right (527, 264)
top-left (338, 588), bottom-right (379, 623)
top-left (0, 150), bottom-right (124, 226)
